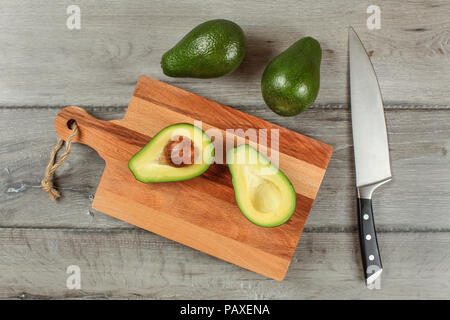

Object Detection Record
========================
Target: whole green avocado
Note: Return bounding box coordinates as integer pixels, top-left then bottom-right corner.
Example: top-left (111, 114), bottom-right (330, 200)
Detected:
top-left (161, 19), bottom-right (246, 78)
top-left (261, 37), bottom-right (321, 116)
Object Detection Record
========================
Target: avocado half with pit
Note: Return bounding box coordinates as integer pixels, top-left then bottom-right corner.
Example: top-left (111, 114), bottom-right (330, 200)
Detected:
top-left (129, 123), bottom-right (215, 182)
top-left (227, 145), bottom-right (297, 227)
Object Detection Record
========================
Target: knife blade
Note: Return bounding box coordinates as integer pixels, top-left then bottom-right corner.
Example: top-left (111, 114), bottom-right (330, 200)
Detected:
top-left (349, 27), bottom-right (392, 286)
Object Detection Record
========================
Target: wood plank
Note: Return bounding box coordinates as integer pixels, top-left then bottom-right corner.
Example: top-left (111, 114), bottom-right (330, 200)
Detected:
top-left (1, 107), bottom-right (449, 231)
top-left (0, 228), bottom-right (449, 299)
top-left (0, 0), bottom-right (448, 107)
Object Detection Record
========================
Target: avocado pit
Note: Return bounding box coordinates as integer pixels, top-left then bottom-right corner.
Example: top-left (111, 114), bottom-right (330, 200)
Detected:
top-left (163, 135), bottom-right (197, 167)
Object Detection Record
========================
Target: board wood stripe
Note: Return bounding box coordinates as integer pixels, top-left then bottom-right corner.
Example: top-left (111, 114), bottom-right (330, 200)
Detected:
top-left (133, 76), bottom-right (333, 169)
top-left (93, 188), bottom-right (291, 281)
top-left (122, 96), bottom-right (327, 199)
top-left (56, 107), bottom-right (316, 253)
top-left (56, 105), bottom-right (323, 200)
top-left (100, 157), bottom-right (313, 257)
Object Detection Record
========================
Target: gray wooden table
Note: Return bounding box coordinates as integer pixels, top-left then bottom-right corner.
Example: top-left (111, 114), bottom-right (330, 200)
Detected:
top-left (1, 0), bottom-right (449, 299)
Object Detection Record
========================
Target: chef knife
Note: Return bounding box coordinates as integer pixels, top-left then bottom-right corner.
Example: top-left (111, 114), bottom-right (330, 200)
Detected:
top-left (349, 27), bottom-right (392, 286)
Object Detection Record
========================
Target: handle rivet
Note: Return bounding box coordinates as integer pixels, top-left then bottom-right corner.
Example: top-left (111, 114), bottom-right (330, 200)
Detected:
top-left (366, 234), bottom-right (372, 240)
top-left (369, 255), bottom-right (375, 261)
top-left (363, 214), bottom-right (369, 220)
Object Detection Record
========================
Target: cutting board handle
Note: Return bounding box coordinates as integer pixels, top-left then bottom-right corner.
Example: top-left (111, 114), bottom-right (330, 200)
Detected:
top-left (54, 106), bottom-right (138, 160)
top-left (55, 105), bottom-right (103, 147)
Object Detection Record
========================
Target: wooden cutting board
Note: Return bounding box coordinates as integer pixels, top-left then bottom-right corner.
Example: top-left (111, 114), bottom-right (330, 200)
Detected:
top-left (54, 76), bottom-right (333, 281)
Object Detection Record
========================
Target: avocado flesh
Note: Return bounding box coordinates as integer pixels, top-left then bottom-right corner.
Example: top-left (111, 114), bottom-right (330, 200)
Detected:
top-left (128, 124), bottom-right (215, 182)
top-left (161, 19), bottom-right (246, 78)
top-left (261, 36), bottom-right (321, 116)
top-left (227, 145), bottom-right (296, 227)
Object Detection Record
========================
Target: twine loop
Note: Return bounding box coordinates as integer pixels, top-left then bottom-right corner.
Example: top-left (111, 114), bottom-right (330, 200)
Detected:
top-left (41, 121), bottom-right (78, 200)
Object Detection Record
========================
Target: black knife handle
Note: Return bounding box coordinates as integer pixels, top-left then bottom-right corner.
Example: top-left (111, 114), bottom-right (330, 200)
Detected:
top-left (358, 197), bottom-right (383, 283)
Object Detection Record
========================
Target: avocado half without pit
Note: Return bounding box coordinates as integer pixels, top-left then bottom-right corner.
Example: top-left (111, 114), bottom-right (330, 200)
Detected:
top-left (128, 123), bottom-right (215, 182)
top-left (227, 145), bottom-right (297, 227)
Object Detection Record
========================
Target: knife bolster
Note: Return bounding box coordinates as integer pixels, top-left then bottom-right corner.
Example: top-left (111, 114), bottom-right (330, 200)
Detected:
top-left (357, 178), bottom-right (392, 199)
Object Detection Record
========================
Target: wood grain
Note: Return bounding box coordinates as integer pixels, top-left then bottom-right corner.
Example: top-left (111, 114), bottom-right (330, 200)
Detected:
top-left (0, 228), bottom-right (449, 299)
top-left (0, 0), bottom-right (448, 107)
top-left (1, 107), bottom-right (449, 231)
top-left (51, 77), bottom-right (332, 281)
top-left (1, 106), bottom-right (449, 298)
top-left (0, 0), bottom-right (449, 298)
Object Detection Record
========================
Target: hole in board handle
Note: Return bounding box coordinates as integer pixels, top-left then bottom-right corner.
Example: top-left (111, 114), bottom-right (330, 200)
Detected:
top-left (66, 119), bottom-right (76, 129)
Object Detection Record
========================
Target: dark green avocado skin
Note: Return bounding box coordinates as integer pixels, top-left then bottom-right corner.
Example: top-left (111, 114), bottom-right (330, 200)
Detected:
top-left (161, 19), bottom-right (246, 78)
top-left (261, 37), bottom-right (321, 116)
